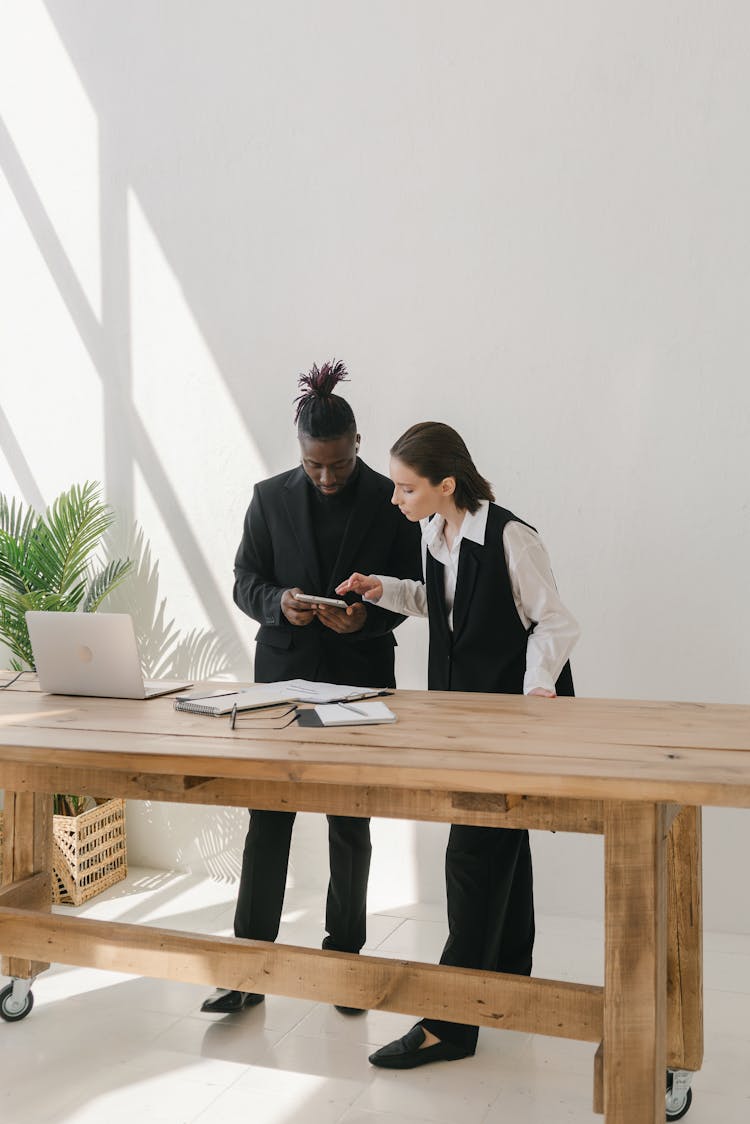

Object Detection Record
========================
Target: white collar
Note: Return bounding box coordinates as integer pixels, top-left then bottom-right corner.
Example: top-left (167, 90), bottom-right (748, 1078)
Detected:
top-left (420, 500), bottom-right (490, 549)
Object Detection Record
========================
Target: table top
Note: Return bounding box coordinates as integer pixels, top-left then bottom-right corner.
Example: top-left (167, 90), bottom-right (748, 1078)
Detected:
top-left (1, 678), bottom-right (750, 806)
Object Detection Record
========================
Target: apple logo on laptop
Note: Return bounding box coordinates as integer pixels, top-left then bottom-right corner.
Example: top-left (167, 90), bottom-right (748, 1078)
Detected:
top-left (78, 645), bottom-right (94, 663)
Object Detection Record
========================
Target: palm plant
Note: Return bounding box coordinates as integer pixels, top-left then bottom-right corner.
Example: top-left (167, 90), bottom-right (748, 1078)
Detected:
top-left (0, 482), bottom-right (133, 815)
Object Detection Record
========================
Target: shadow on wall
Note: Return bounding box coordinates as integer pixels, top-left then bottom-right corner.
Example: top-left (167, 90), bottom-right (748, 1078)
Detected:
top-left (133, 803), bottom-right (247, 885)
top-left (104, 521), bottom-right (246, 681)
top-left (101, 521), bottom-right (252, 881)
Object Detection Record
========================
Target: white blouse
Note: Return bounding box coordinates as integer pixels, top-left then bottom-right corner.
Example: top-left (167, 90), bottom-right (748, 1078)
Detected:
top-left (369, 501), bottom-right (580, 695)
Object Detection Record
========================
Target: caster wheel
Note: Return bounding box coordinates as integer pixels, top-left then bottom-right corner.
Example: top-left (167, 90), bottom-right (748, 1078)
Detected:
top-left (666, 1083), bottom-right (692, 1121)
top-left (0, 983), bottom-right (34, 1022)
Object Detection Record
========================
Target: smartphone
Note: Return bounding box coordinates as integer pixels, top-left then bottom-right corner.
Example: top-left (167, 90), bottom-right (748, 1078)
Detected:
top-left (293, 593), bottom-right (348, 609)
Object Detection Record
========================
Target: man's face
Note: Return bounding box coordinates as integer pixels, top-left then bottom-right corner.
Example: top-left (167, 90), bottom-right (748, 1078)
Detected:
top-left (299, 432), bottom-right (360, 496)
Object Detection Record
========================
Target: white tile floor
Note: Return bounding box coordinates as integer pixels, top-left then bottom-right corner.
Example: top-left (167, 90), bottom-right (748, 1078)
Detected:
top-left (2, 868), bottom-right (750, 1123)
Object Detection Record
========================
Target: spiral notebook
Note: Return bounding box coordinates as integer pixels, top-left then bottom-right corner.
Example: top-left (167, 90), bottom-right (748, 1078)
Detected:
top-left (174, 686), bottom-right (293, 716)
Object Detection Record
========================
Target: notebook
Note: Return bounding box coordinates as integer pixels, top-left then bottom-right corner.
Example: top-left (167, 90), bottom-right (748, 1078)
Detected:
top-left (297, 701), bottom-right (397, 727)
top-left (174, 685), bottom-right (294, 716)
top-left (174, 680), bottom-right (393, 717)
top-left (274, 679), bottom-right (392, 704)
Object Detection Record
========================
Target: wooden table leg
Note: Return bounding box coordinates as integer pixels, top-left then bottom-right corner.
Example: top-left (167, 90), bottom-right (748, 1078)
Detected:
top-left (1, 790), bottom-right (52, 980)
top-left (603, 802), bottom-right (667, 1123)
top-left (667, 806), bottom-right (703, 1072)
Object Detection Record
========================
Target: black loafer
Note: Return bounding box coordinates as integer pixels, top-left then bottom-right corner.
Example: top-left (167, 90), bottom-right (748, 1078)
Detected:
top-left (334, 1005), bottom-right (366, 1016)
top-left (200, 989), bottom-right (265, 1013)
top-left (368, 1024), bottom-right (472, 1069)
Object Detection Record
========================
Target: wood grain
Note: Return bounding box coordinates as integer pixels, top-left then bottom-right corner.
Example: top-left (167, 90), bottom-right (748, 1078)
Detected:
top-left (667, 806), bottom-right (703, 1070)
top-left (0, 872), bottom-right (50, 910)
top-left (0, 905), bottom-right (603, 1040)
top-left (0, 678), bottom-right (721, 1122)
top-left (0, 790), bottom-right (52, 979)
top-left (604, 803), bottom-right (667, 1123)
top-left (2, 686), bottom-right (750, 806)
top-left (0, 762), bottom-right (605, 832)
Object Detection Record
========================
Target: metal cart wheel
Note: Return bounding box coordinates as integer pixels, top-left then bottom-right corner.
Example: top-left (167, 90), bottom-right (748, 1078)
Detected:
top-left (0, 980), bottom-right (34, 1022)
top-left (666, 1069), bottom-right (693, 1120)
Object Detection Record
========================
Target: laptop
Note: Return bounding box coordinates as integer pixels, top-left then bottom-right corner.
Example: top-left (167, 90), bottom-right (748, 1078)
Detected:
top-left (26, 611), bottom-right (193, 699)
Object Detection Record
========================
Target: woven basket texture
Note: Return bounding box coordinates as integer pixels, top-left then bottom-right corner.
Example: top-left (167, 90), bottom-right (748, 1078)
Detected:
top-left (50, 799), bottom-right (128, 906)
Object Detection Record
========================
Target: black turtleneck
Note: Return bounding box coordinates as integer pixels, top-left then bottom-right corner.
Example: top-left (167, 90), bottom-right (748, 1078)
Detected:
top-left (305, 461), bottom-right (361, 593)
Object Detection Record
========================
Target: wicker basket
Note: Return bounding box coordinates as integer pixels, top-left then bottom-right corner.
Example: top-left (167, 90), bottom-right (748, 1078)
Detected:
top-left (52, 798), bottom-right (127, 906)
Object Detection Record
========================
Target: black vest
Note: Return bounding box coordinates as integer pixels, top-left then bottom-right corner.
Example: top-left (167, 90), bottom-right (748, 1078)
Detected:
top-left (425, 503), bottom-right (574, 697)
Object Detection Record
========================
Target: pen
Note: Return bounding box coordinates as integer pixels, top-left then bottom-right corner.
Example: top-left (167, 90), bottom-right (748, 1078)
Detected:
top-left (342, 690), bottom-right (393, 703)
top-left (338, 702), bottom-right (369, 716)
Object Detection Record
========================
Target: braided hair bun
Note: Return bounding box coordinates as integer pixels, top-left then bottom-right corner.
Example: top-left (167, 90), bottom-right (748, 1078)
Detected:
top-left (294, 359), bottom-right (356, 438)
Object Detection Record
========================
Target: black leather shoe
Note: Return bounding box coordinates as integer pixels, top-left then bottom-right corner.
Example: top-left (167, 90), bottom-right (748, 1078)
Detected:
top-left (334, 1005), bottom-right (366, 1016)
top-left (368, 1024), bottom-right (472, 1069)
top-left (200, 989), bottom-right (264, 1013)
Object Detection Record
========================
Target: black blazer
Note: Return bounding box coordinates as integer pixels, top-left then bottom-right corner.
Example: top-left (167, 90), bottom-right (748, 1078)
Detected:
top-left (234, 459), bottom-right (422, 688)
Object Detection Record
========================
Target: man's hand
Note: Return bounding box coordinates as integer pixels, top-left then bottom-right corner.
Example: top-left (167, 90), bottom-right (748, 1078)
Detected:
top-left (314, 601), bottom-right (367, 634)
top-left (281, 587), bottom-right (316, 627)
top-left (528, 687), bottom-right (556, 697)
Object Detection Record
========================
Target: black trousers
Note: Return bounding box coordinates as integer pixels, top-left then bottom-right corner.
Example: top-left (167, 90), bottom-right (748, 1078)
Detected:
top-left (421, 824), bottom-right (535, 1052)
top-left (233, 809), bottom-right (372, 953)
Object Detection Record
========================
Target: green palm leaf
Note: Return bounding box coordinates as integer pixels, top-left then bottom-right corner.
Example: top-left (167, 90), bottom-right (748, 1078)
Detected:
top-left (0, 495), bottom-right (38, 540)
top-left (1, 484), bottom-right (133, 813)
top-left (82, 559), bottom-right (134, 612)
top-left (32, 482), bottom-right (115, 597)
top-left (0, 482), bottom-right (132, 669)
top-left (0, 602), bottom-right (35, 668)
top-left (0, 496), bottom-right (42, 594)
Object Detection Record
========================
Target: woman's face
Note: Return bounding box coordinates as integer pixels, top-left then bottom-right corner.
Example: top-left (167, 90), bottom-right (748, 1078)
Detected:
top-left (389, 456), bottom-right (455, 521)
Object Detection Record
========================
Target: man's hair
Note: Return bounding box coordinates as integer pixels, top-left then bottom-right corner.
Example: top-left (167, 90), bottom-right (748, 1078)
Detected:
top-left (294, 360), bottom-right (356, 439)
top-left (390, 422), bottom-right (495, 514)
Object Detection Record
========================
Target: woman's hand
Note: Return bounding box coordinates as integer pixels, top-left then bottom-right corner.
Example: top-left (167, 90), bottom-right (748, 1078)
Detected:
top-left (335, 573), bottom-right (383, 601)
top-left (528, 687), bottom-right (556, 697)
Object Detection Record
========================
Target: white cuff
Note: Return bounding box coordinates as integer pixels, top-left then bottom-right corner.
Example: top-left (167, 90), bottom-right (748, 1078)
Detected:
top-left (523, 667), bottom-right (557, 696)
top-left (365, 575), bottom-right (400, 613)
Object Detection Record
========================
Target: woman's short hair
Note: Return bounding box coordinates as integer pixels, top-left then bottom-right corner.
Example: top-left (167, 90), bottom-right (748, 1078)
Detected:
top-left (294, 360), bottom-right (356, 439)
top-left (390, 422), bottom-right (494, 513)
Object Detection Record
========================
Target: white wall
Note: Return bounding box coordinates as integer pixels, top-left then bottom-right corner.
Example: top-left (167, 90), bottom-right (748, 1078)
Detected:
top-left (2, 1), bottom-right (749, 932)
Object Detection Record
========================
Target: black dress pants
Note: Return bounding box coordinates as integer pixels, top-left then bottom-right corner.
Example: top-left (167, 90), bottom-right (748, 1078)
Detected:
top-left (234, 809), bottom-right (372, 953)
top-left (421, 824), bottom-right (535, 1052)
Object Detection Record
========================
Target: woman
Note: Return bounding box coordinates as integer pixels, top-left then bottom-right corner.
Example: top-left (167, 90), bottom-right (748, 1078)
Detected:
top-left (337, 421), bottom-right (579, 1067)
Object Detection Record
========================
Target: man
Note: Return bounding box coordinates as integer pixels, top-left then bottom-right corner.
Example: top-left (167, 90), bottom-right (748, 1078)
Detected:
top-left (201, 360), bottom-right (421, 1015)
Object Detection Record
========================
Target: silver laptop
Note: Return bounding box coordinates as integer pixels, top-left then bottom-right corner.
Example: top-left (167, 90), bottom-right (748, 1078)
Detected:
top-left (26, 611), bottom-right (192, 699)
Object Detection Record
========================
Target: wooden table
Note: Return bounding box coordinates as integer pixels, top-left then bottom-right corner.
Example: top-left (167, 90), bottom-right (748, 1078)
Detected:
top-left (2, 681), bottom-right (747, 1122)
